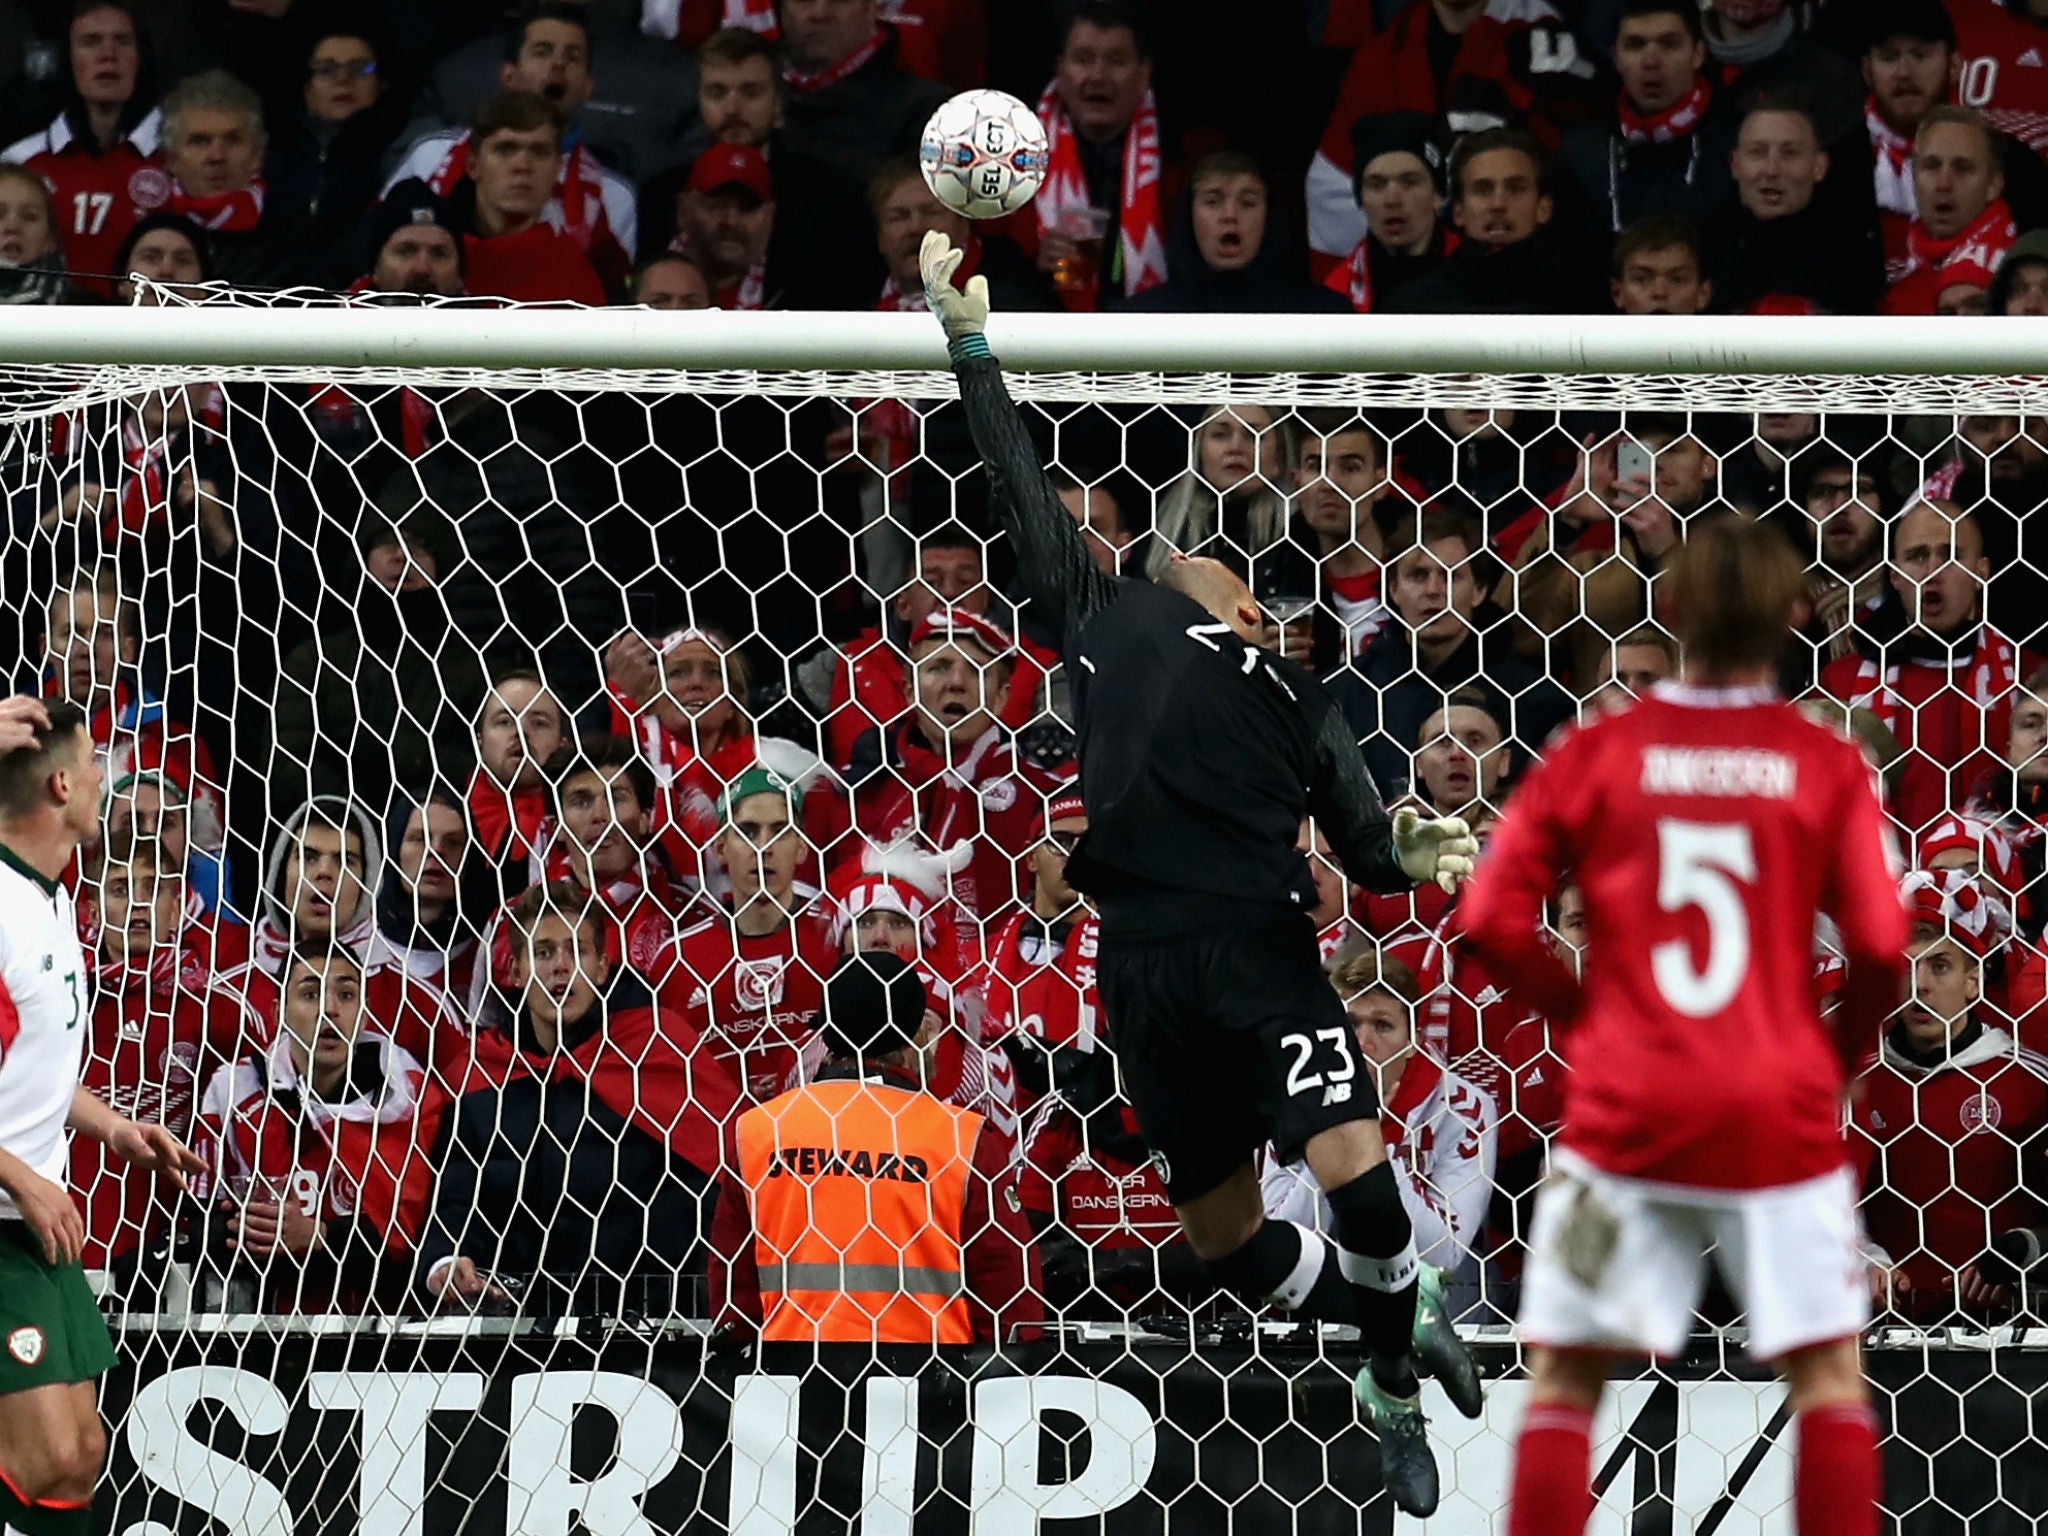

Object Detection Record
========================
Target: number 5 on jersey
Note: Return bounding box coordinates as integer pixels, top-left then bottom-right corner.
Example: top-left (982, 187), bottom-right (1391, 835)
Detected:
top-left (1651, 819), bottom-right (1757, 1018)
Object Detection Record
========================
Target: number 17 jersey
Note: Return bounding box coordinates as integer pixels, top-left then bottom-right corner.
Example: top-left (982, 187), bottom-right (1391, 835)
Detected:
top-left (0, 849), bottom-right (90, 1219)
top-left (1461, 684), bottom-right (1908, 1192)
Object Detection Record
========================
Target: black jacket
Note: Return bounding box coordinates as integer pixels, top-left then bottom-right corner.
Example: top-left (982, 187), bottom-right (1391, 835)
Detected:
top-left (1711, 198), bottom-right (1884, 316)
top-left (263, 101), bottom-right (407, 288)
top-left (1555, 107), bottom-right (1737, 239)
top-left (782, 27), bottom-right (947, 190)
top-left (1332, 617), bottom-right (1574, 797)
top-left (417, 978), bottom-right (719, 1316)
top-left (1383, 227), bottom-right (1603, 314)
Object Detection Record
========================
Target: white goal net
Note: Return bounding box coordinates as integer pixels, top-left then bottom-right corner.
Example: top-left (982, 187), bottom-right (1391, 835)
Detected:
top-left (1, 292), bottom-right (2044, 1536)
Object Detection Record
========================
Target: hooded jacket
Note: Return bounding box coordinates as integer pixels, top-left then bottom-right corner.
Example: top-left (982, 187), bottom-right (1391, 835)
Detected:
top-left (1120, 189), bottom-right (1351, 316)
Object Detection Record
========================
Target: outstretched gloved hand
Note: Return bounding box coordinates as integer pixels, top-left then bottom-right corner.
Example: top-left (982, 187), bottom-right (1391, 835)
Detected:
top-left (1392, 807), bottom-right (1479, 895)
top-left (919, 229), bottom-right (991, 350)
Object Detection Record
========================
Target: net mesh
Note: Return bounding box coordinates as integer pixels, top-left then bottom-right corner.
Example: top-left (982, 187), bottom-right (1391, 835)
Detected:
top-left (3, 291), bottom-right (2045, 1531)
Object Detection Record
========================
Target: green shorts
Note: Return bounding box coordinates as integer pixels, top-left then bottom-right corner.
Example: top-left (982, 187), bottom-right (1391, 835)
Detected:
top-left (0, 1220), bottom-right (117, 1395)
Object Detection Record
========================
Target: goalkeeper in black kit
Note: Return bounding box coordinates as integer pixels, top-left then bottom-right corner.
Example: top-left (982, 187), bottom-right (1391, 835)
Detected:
top-left (919, 232), bottom-right (1483, 1515)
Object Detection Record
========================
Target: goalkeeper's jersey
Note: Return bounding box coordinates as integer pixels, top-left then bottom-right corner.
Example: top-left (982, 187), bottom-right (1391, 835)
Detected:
top-left (0, 845), bottom-right (90, 1218)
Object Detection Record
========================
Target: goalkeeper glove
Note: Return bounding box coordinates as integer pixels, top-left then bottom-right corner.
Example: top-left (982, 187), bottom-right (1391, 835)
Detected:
top-left (1392, 808), bottom-right (1479, 895)
top-left (920, 230), bottom-right (991, 355)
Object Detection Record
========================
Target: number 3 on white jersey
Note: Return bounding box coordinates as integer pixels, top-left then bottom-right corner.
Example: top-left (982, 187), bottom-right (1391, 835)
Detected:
top-left (1651, 819), bottom-right (1756, 1017)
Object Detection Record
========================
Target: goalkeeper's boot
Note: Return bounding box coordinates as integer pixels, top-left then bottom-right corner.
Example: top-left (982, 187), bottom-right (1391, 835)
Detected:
top-left (1356, 1367), bottom-right (1440, 1519)
top-left (1412, 1263), bottom-right (1485, 1420)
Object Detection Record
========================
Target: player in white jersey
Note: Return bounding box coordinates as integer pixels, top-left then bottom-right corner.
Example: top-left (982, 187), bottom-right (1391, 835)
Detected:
top-left (0, 697), bottom-right (201, 1536)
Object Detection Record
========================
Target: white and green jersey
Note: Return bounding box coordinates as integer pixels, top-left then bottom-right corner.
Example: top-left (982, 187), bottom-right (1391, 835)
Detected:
top-left (0, 844), bottom-right (89, 1220)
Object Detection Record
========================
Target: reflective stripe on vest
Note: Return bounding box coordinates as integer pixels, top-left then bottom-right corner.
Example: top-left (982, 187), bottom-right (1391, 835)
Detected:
top-left (736, 1078), bottom-right (984, 1344)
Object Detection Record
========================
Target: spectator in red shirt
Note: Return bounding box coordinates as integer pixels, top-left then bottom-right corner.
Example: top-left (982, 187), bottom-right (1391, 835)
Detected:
top-left (1017, 1043), bottom-right (1207, 1319)
top-left (819, 526), bottom-right (1049, 771)
top-left (1307, 0), bottom-right (1596, 269)
top-left (1557, 1), bottom-right (1735, 239)
top-left (1885, 107), bottom-right (2016, 314)
top-left (44, 572), bottom-right (217, 821)
top-left (1820, 500), bottom-right (2040, 838)
top-left (845, 607), bottom-right (1068, 954)
top-left (3, 1), bottom-right (161, 297)
top-left (469, 667), bottom-right (565, 899)
top-left (1021, 3), bottom-right (1172, 311)
top-left (104, 766), bottom-right (240, 925)
top-left (672, 765), bottom-right (837, 1102)
top-left (455, 91), bottom-right (605, 305)
top-left (1608, 214), bottom-right (1712, 315)
top-left (1324, 113), bottom-right (1455, 314)
top-left (980, 791), bottom-right (1100, 1107)
top-left (538, 733), bottom-right (690, 979)
top-left (194, 943), bottom-right (446, 1313)
top-left (1855, 876), bottom-right (2048, 1322)
top-left (385, 3), bottom-right (634, 293)
top-left (1861, 0), bottom-right (1960, 273)
top-left (1715, 103), bottom-right (1885, 316)
top-left (74, 845), bottom-right (247, 1293)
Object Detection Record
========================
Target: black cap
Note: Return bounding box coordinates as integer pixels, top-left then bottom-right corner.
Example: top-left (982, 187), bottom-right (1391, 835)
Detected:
top-left (1350, 112), bottom-right (1448, 198)
top-left (370, 179), bottom-right (465, 267)
top-left (111, 212), bottom-right (213, 283)
top-left (1857, 0), bottom-right (1956, 52)
top-left (819, 951), bottom-right (928, 1061)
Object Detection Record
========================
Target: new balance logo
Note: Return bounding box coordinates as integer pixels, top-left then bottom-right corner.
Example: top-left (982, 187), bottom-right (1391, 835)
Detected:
top-left (1321, 1082), bottom-right (1352, 1108)
top-left (2021, 47), bottom-right (2043, 66)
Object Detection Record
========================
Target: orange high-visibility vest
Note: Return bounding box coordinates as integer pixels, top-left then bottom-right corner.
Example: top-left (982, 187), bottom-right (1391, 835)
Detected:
top-left (735, 1076), bottom-right (985, 1344)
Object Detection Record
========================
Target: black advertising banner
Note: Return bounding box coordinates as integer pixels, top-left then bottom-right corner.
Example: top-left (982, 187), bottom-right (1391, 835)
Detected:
top-left (94, 1327), bottom-right (2048, 1536)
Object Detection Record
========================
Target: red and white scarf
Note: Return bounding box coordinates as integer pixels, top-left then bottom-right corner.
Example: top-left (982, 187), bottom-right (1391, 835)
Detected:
top-left (168, 179), bottom-right (265, 232)
top-left (1034, 80), bottom-right (1168, 302)
top-left (1867, 97), bottom-right (1919, 220)
top-left (1617, 76), bottom-right (1710, 145)
top-left (1842, 624), bottom-right (2023, 746)
top-left (251, 908), bottom-right (376, 977)
top-left (426, 135), bottom-right (611, 256)
top-left (1901, 197), bottom-right (2017, 293)
top-left (716, 261), bottom-right (767, 310)
top-left (1331, 231), bottom-right (1457, 316)
top-left (111, 384), bottom-right (227, 539)
top-left (784, 25), bottom-right (888, 93)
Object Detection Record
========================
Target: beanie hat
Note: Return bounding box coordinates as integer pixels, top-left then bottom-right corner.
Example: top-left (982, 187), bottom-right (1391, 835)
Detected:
top-left (906, 606), bottom-right (1013, 661)
top-left (1902, 867), bottom-right (2013, 958)
top-left (826, 837), bottom-right (973, 973)
top-left (370, 180), bottom-right (465, 269)
top-left (112, 212), bottom-right (213, 283)
top-left (1350, 112), bottom-right (1448, 198)
top-left (818, 950), bottom-right (928, 1060)
top-left (1916, 813), bottom-right (2021, 896)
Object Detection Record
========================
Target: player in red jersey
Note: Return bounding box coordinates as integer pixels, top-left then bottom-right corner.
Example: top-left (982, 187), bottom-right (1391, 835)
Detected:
top-left (1460, 517), bottom-right (1910, 1536)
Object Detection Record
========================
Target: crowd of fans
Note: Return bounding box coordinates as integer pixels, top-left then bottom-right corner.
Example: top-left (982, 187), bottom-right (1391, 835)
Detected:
top-left (2, 0), bottom-right (2047, 1335)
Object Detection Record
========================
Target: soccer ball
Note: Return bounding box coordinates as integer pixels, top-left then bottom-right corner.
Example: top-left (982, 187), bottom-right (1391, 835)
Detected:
top-left (919, 90), bottom-right (1050, 220)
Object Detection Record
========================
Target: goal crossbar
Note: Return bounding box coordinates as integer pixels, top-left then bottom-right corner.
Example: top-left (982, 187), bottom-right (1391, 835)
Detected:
top-left (3, 305), bottom-right (2048, 377)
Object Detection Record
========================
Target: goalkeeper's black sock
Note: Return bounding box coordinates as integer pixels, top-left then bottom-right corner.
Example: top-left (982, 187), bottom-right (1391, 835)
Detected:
top-left (1325, 1162), bottom-right (1421, 1398)
top-left (1204, 1217), bottom-right (1362, 1327)
top-left (25, 1502), bottom-right (90, 1536)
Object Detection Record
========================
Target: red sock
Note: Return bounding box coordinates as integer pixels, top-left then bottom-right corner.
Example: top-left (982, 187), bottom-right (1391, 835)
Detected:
top-left (1508, 1403), bottom-right (1594, 1536)
top-left (1796, 1403), bottom-right (1880, 1536)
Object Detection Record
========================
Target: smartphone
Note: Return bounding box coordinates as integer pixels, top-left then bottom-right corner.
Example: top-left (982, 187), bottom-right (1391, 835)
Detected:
top-left (1615, 441), bottom-right (1652, 485)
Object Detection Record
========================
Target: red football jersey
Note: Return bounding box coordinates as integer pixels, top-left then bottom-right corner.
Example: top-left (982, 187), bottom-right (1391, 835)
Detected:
top-left (1852, 1024), bottom-right (2048, 1316)
top-left (24, 134), bottom-right (162, 296)
top-left (670, 904), bottom-right (834, 1103)
top-left (1461, 683), bottom-right (1910, 1190)
top-left (1952, 0), bottom-right (2048, 156)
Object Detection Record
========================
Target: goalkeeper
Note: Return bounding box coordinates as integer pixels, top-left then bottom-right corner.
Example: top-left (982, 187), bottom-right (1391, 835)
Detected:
top-left (921, 232), bottom-right (1482, 1516)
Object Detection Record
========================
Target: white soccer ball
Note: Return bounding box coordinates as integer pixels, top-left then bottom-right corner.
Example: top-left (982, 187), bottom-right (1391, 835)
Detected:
top-left (919, 90), bottom-right (1050, 220)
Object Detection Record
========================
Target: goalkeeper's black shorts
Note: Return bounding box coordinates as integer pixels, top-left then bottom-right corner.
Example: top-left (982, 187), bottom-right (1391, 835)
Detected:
top-left (1097, 909), bottom-right (1380, 1205)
